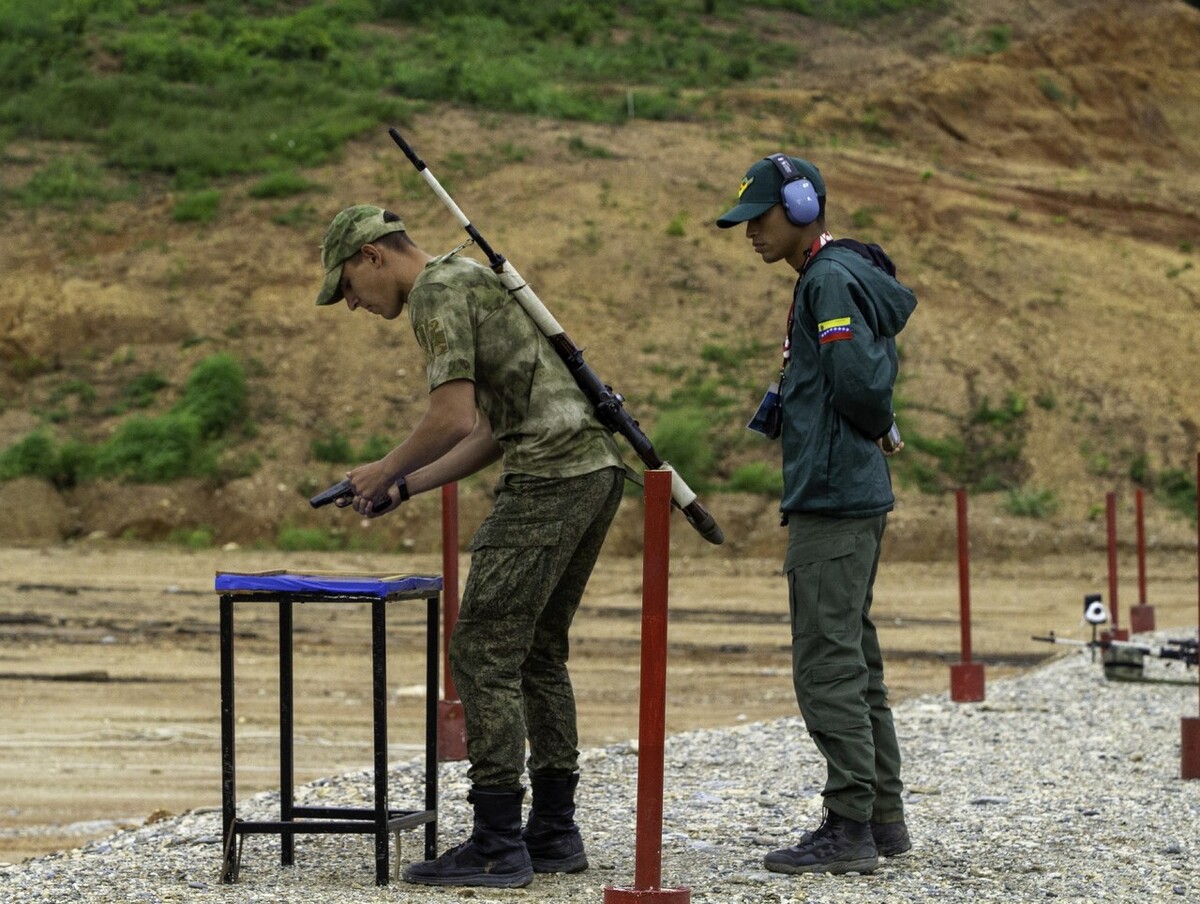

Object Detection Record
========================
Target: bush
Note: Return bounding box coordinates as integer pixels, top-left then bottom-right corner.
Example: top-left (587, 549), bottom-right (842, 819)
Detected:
top-left (177, 352), bottom-right (247, 437)
top-left (0, 354), bottom-right (249, 487)
top-left (276, 526), bottom-right (346, 552)
top-left (0, 431), bottom-right (58, 481)
top-left (11, 155), bottom-right (128, 209)
top-left (0, 431), bottom-right (97, 488)
top-left (172, 189), bottom-right (221, 223)
top-left (311, 430), bottom-right (355, 464)
top-left (902, 390), bottom-right (1029, 493)
top-left (359, 435), bottom-right (395, 461)
top-left (92, 411), bottom-right (216, 482)
top-left (91, 352), bottom-right (246, 481)
top-left (728, 461), bottom-right (783, 496)
top-left (311, 430), bottom-right (395, 464)
top-left (650, 408), bottom-right (716, 490)
top-left (248, 170), bottom-right (321, 199)
top-left (1157, 468), bottom-right (1197, 521)
top-left (791, 0), bottom-right (948, 25)
top-left (1002, 486), bottom-right (1058, 518)
top-left (170, 526), bottom-right (216, 549)
top-left (55, 439), bottom-right (98, 488)
top-left (123, 370), bottom-right (170, 409)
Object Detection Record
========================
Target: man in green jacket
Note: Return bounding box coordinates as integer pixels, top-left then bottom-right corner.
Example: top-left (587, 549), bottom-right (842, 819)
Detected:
top-left (717, 155), bottom-right (917, 875)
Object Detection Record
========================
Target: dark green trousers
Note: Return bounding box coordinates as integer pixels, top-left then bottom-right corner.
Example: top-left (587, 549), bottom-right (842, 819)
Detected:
top-left (785, 512), bottom-right (904, 824)
top-left (451, 467), bottom-right (623, 790)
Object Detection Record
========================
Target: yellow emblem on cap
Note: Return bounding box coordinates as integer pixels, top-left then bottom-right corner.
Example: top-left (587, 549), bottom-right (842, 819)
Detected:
top-left (738, 175), bottom-right (754, 198)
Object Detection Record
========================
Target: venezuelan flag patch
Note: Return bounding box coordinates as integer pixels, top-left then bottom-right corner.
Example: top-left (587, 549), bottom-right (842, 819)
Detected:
top-left (818, 316), bottom-right (853, 345)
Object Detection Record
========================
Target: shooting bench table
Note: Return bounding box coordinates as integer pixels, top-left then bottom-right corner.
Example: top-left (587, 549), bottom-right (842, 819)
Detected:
top-left (215, 570), bottom-right (442, 886)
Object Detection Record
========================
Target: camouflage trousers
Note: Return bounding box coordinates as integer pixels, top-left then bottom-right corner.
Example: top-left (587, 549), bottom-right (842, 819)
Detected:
top-left (450, 466), bottom-right (624, 791)
top-left (785, 512), bottom-right (905, 825)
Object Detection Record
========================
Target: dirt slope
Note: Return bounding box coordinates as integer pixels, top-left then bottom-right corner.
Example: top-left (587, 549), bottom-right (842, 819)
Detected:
top-left (0, 0), bottom-right (1197, 559)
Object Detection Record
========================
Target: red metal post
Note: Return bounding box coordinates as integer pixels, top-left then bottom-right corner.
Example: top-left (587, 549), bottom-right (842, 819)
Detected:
top-left (440, 483), bottom-right (460, 699)
top-left (1129, 488), bottom-right (1156, 633)
top-left (1105, 492), bottom-right (1129, 641)
top-left (1136, 488), bottom-right (1147, 605)
top-left (957, 488), bottom-right (972, 664)
top-left (604, 469), bottom-right (690, 904)
top-left (950, 488), bottom-right (984, 702)
top-left (437, 482), bottom-right (467, 762)
top-left (1183, 452), bottom-right (1200, 780)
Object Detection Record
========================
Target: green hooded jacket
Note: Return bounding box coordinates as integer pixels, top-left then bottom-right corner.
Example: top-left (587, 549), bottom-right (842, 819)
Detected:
top-left (779, 242), bottom-right (917, 517)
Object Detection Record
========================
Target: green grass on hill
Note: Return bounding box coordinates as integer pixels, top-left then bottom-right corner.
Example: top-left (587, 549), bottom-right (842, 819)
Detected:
top-left (0, 0), bottom-right (942, 191)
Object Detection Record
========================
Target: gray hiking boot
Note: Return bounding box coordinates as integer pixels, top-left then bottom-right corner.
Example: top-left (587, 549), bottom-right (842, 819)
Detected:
top-left (764, 810), bottom-right (879, 875)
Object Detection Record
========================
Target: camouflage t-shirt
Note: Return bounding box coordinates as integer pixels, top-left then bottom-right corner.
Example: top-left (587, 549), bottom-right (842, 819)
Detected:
top-left (407, 251), bottom-right (624, 479)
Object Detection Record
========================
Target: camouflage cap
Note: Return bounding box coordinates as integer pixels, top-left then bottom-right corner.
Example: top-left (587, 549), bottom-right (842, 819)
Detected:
top-left (715, 155), bottom-right (825, 228)
top-left (315, 205), bottom-right (407, 306)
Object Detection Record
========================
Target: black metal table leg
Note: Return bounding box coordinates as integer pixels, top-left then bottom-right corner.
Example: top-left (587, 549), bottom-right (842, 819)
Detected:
top-left (425, 594), bottom-right (439, 860)
top-left (279, 600), bottom-right (295, 866)
top-left (219, 594), bottom-right (237, 883)
top-left (371, 598), bottom-right (389, 885)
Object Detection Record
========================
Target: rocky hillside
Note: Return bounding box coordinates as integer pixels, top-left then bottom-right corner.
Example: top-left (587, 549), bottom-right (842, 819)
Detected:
top-left (1, 0), bottom-right (1197, 561)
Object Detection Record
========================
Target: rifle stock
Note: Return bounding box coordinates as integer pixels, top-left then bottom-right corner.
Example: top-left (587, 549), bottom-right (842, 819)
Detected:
top-left (388, 127), bottom-right (724, 545)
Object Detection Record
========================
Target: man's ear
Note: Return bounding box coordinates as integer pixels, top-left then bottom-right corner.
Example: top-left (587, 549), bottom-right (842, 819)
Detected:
top-left (360, 243), bottom-right (383, 267)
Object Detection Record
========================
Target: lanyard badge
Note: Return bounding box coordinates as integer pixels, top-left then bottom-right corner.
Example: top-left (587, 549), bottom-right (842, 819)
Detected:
top-left (746, 381), bottom-right (782, 439)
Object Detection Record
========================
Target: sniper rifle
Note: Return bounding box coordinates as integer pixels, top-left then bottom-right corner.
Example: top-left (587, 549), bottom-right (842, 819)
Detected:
top-left (1032, 631), bottom-right (1198, 684)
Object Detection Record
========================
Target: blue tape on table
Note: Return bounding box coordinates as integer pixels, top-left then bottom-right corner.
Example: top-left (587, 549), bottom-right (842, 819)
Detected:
top-left (215, 571), bottom-right (442, 598)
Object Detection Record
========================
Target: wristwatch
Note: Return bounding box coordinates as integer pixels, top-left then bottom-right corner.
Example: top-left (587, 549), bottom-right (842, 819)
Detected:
top-left (395, 476), bottom-right (410, 502)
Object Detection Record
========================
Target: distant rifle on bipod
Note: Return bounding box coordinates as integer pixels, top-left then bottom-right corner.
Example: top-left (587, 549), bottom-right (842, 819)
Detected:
top-left (1031, 591), bottom-right (1197, 684)
top-left (381, 126), bottom-right (724, 545)
top-left (1032, 632), bottom-right (1198, 685)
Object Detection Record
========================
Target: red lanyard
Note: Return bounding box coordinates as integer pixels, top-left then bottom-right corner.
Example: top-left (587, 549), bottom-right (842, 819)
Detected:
top-left (780, 232), bottom-right (833, 371)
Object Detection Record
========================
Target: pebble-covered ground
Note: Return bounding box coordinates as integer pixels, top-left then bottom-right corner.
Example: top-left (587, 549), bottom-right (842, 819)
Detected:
top-left (2, 635), bottom-right (1197, 904)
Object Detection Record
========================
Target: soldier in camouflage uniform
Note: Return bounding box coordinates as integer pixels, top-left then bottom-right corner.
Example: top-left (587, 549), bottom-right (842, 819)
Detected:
top-left (314, 205), bottom-right (625, 888)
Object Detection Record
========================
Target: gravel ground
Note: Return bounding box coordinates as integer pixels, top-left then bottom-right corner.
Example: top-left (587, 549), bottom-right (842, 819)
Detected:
top-left (2, 634), bottom-right (1198, 904)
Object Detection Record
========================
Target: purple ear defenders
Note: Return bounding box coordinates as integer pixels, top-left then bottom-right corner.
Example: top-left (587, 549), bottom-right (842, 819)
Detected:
top-left (767, 154), bottom-right (821, 225)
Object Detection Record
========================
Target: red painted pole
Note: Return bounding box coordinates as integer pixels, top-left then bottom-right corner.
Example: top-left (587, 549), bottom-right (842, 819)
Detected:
top-left (1130, 488), bottom-right (1156, 633)
top-left (604, 469), bottom-right (690, 903)
top-left (950, 488), bottom-right (985, 702)
top-left (1136, 488), bottom-right (1147, 605)
top-left (634, 470), bottom-right (669, 891)
top-left (1105, 492), bottom-right (1129, 641)
top-left (1106, 492), bottom-right (1120, 630)
top-left (441, 483), bottom-right (460, 699)
top-left (957, 488), bottom-right (972, 664)
top-left (1184, 452), bottom-right (1200, 779)
top-left (437, 482), bottom-right (467, 761)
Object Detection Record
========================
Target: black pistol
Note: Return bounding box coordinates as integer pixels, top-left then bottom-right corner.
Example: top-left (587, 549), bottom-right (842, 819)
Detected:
top-left (309, 477), bottom-right (353, 509)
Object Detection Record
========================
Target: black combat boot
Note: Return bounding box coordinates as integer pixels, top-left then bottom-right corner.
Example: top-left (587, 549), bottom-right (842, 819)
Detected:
top-left (764, 809), bottom-right (879, 875)
top-left (522, 771), bottom-right (588, 873)
top-left (872, 818), bottom-right (912, 857)
top-left (403, 787), bottom-right (533, 888)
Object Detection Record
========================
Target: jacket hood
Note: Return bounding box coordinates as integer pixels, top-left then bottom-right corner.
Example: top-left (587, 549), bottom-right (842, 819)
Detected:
top-left (816, 240), bottom-right (917, 339)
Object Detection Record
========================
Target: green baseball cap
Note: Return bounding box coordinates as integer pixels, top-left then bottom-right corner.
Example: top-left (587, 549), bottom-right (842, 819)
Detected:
top-left (315, 205), bottom-right (407, 306)
top-left (715, 155), bottom-right (826, 228)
